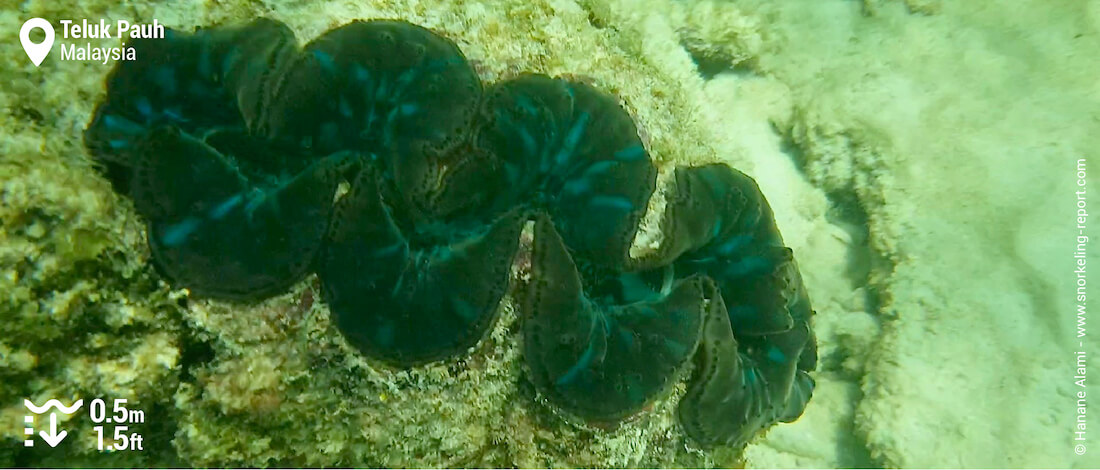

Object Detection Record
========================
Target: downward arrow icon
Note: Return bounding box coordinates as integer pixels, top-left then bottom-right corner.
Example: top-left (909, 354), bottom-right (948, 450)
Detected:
top-left (39, 413), bottom-right (67, 447)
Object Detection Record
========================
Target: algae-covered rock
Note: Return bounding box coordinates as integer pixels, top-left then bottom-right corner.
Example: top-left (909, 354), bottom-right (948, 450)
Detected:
top-left (0, 76), bottom-right (186, 468)
top-left (4, 0), bottom-right (837, 467)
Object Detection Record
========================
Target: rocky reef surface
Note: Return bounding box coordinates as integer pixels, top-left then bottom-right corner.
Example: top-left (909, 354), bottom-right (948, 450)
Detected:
top-left (3, 0), bottom-right (822, 467)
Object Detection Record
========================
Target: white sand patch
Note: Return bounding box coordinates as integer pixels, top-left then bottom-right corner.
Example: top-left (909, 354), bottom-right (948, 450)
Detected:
top-left (685, 0), bottom-right (1100, 466)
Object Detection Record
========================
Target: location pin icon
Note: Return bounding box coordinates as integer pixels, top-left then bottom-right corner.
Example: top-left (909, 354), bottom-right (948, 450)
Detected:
top-left (20, 18), bottom-right (55, 67)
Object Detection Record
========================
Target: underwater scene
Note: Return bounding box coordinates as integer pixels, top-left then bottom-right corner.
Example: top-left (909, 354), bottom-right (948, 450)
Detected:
top-left (1, 0), bottom-right (1096, 468)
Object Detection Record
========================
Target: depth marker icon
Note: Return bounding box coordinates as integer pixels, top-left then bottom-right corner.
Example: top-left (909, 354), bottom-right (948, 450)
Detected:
top-left (24, 398), bottom-right (83, 448)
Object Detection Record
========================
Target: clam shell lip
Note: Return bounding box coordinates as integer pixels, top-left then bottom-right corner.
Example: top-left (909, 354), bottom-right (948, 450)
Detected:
top-left (83, 17), bottom-right (819, 449)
